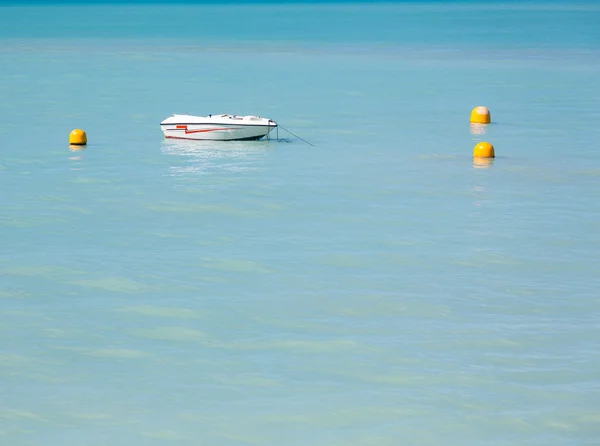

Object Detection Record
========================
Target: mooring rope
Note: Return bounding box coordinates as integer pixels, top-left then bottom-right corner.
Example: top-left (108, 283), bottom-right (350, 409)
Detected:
top-left (277, 124), bottom-right (314, 146)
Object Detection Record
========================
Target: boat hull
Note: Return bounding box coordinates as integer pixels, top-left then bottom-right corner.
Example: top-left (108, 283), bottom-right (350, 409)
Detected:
top-left (160, 114), bottom-right (277, 141)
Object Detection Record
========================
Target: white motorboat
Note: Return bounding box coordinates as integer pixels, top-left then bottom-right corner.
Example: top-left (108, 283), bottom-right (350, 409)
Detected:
top-left (160, 114), bottom-right (278, 141)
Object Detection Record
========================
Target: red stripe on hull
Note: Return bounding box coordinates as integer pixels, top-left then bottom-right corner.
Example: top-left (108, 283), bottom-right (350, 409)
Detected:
top-left (164, 135), bottom-right (266, 141)
top-left (165, 135), bottom-right (208, 140)
top-left (173, 125), bottom-right (233, 134)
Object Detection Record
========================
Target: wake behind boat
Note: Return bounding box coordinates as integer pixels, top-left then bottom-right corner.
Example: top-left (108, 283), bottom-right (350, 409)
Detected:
top-left (160, 114), bottom-right (278, 141)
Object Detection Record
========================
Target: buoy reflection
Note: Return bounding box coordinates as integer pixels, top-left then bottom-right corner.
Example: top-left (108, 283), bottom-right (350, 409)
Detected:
top-left (473, 157), bottom-right (494, 169)
top-left (68, 146), bottom-right (84, 170)
top-left (470, 123), bottom-right (488, 135)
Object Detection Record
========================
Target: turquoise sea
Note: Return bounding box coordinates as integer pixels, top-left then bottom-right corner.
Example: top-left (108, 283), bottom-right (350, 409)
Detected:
top-left (1, 2), bottom-right (600, 445)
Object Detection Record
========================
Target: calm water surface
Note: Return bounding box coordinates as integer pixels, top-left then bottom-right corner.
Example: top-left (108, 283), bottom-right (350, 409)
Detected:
top-left (1, 3), bottom-right (600, 445)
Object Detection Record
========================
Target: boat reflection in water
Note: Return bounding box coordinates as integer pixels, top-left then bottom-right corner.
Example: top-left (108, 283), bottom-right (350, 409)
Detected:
top-left (160, 138), bottom-right (270, 178)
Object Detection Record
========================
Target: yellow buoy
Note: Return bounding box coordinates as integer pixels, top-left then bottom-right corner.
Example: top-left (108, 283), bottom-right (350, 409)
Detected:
top-left (69, 129), bottom-right (87, 146)
top-left (470, 106), bottom-right (491, 124)
top-left (473, 141), bottom-right (495, 158)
